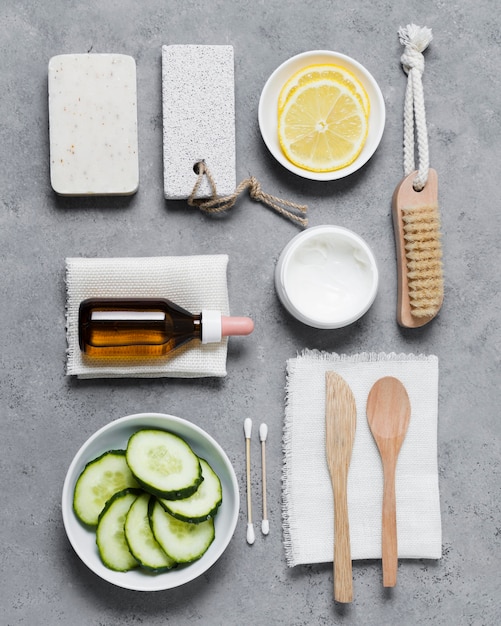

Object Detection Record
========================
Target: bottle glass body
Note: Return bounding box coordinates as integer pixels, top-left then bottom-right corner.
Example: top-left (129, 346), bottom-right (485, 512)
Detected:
top-left (78, 298), bottom-right (202, 358)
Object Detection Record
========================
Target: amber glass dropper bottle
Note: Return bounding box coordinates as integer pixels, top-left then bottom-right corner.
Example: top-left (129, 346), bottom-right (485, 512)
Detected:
top-left (78, 298), bottom-right (254, 358)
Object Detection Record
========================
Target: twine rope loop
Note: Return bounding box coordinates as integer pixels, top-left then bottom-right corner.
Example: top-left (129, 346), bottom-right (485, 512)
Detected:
top-left (188, 161), bottom-right (308, 228)
top-left (398, 24), bottom-right (433, 191)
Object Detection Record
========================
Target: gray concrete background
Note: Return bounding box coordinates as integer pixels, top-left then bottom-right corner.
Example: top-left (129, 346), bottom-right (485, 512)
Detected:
top-left (1, 1), bottom-right (499, 624)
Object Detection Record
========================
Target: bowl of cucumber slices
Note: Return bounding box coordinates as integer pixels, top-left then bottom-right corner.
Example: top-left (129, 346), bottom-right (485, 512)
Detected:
top-left (62, 413), bottom-right (240, 591)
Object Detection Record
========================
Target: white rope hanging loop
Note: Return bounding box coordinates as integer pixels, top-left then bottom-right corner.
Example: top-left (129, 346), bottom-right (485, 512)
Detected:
top-left (398, 24), bottom-right (433, 191)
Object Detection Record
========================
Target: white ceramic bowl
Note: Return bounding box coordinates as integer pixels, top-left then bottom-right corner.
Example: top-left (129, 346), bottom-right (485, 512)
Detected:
top-left (275, 225), bottom-right (379, 328)
top-left (259, 50), bottom-right (385, 180)
top-left (62, 413), bottom-right (239, 591)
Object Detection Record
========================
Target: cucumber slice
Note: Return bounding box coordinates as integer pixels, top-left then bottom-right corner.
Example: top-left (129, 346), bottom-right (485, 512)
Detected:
top-left (158, 458), bottom-right (222, 523)
top-left (126, 429), bottom-right (202, 499)
top-left (96, 488), bottom-right (142, 572)
top-left (124, 493), bottom-right (177, 572)
top-left (73, 449), bottom-right (140, 526)
top-left (150, 499), bottom-right (215, 564)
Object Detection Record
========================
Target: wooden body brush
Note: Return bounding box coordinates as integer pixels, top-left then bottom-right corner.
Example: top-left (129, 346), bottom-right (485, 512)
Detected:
top-left (393, 168), bottom-right (443, 327)
top-left (394, 24), bottom-right (444, 327)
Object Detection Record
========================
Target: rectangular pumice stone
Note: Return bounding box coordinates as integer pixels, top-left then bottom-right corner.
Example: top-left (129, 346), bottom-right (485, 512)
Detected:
top-left (48, 53), bottom-right (139, 196)
top-left (162, 45), bottom-right (236, 200)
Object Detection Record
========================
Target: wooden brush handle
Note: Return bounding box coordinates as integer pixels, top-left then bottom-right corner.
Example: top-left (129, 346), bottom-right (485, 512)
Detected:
top-left (333, 469), bottom-right (353, 602)
top-left (381, 459), bottom-right (398, 587)
top-left (392, 168), bottom-right (441, 328)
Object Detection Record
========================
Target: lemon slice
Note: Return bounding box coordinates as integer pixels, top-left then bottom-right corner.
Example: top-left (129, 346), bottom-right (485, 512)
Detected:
top-left (278, 63), bottom-right (370, 116)
top-left (278, 79), bottom-right (369, 173)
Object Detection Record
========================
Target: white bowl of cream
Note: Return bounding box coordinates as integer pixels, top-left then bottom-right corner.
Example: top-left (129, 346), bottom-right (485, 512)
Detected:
top-left (275, 225), bottom-right (378, 328)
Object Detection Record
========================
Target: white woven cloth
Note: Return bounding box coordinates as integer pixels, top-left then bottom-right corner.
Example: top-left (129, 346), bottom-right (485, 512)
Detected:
top-left (66, 255), bottom-right (230, 378)
top-left (283, 350), bottom-right (442, 566)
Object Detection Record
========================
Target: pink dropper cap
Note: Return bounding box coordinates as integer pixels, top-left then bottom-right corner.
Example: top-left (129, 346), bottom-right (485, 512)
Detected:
top-left (221, 316), bottom-right (254, 337)
top-left (201, 310), bottom-right (254, 343)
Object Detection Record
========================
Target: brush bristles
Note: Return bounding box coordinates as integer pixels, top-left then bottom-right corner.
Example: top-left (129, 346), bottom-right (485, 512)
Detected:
top-left (402, 204), bottom-right (443, 318)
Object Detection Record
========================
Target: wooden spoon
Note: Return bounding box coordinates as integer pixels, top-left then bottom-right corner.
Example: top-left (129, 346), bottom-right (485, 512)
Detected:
top-left (366, 376), bottom-right (411, 587)
top-left (325, 372), bottom-right (357, 603)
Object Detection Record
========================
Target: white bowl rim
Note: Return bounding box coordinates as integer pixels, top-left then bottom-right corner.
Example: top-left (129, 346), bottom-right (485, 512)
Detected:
top-left (258, 49), bottom-right (386, 181)
top-left (61, 412), bottom-right (240, 591)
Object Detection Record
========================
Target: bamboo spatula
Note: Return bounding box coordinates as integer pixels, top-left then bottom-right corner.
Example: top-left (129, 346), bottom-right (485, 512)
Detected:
top-left (325, 372), bottom-right (357, 603)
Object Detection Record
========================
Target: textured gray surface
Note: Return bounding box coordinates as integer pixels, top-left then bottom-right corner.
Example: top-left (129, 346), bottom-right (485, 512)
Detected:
top-left (1, 1), bottom-right (499, 625)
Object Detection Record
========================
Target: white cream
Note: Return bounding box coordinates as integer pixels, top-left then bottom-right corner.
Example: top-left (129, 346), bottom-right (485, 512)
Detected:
top-left (275, 226), bottom-right (378, 328)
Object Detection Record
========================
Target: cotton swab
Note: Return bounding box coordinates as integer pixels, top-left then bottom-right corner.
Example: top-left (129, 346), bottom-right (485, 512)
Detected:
top-left (244, 418), bottom-right (255, 545)
top-left (259, 423), bottom-right (269, 535)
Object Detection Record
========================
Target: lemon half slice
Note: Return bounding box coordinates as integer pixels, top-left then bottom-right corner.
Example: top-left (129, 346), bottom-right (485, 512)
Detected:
top-left (278, 79), bottom-right (369, 173)
top-left (278, 63), bottom-right (370, 116)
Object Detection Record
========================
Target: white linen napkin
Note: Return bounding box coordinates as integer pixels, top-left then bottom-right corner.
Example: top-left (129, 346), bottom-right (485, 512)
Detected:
top-left (283, 350), bottom-right (442, 566)
top-left (66, 255), bottom-right (230, 378)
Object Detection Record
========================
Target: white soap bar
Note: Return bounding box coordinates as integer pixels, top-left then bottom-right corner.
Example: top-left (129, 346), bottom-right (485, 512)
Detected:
top-left (48, 53), bottom-right (139, 196)
top-left (162, 45), bottom-right (236, 200)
